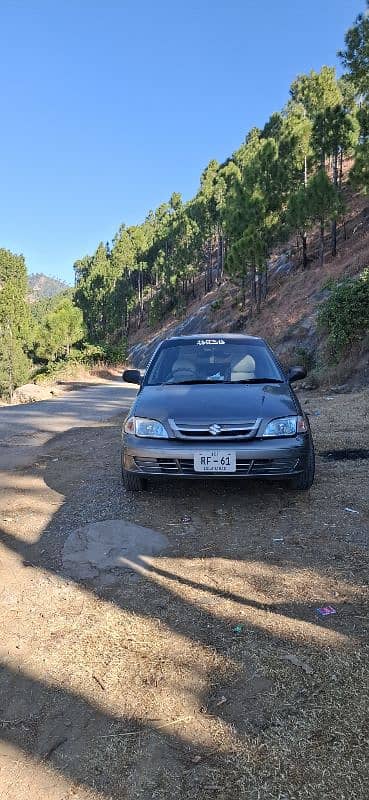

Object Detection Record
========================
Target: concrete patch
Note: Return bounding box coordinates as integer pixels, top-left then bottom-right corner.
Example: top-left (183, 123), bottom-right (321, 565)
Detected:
top-left (62, 519), bottom-right (169, 582)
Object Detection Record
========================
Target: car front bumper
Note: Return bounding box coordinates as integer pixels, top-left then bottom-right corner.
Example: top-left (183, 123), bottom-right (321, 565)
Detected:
top-left (122, 434), bottom-right (311, 479)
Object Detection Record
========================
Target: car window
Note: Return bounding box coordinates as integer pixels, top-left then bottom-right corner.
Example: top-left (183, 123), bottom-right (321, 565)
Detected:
top-left (145, 341), bottom-right (282, 385)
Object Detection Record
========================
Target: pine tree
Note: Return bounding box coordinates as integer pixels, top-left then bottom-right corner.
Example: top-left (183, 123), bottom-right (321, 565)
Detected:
top-left (0, 249), bottom-right (30, 399)
top-left (306, 170), bottom-right (343, 267)
top-left (339, 3), bottom-right (369, 100)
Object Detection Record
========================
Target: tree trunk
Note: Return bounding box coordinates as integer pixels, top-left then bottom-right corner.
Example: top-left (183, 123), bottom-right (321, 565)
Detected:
top-left (331, 149), bottom-right (338, 257)
top-left (140, 269), bottom-right (144, 318)
top-left (331, 219), bottom-right (337, 258)
top-left (208, 258), bottom-right (213, 290)
top-left (137, 267), bottom-right (144, 328)
top-left (250, 263), bottom-right (256, 307)
top-left (8, 326), bottom-right (14, 403)
top-left (256, 269), bottom-right (262, 313)
top-left (209, 265), bottom-right (212, 291)
top-left (217, 233), bottom-right (223, 283)
top-left (262, 263), bottom-right (268, 300)
top-left (124, 299), bottom-right (130, 335)
top-left (339, 150), bottom-right (344, 188)
top-left (319, 219), bottom-right (325, 267)
top-left (302, 154), bottom-right (309, 271)
top-left (192, 274), bottom-right (196, 298)
top-left (241, 271), bottom-right (246, 310)
top-left (302, 232), bottom-right (308, 270)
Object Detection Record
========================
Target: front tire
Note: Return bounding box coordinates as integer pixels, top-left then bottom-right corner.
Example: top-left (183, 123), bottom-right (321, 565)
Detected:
top-left (289, 441), bottom-right (315, 490)
top-left (121, 456), bottom-right (148, 491)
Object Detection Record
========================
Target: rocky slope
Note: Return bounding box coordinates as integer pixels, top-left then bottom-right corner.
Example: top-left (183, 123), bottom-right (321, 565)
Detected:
top-left (28, 272), bottom-right (69, 301)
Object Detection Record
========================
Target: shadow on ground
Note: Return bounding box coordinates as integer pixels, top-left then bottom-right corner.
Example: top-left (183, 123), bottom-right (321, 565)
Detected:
top-left (1, 415), bottom-right (369, 798)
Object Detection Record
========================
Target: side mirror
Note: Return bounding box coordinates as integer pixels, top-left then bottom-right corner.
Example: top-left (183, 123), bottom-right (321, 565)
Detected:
top-left (122, 369), bottom-right (142, 385)
top-left (287, 366), bottom-right (307, 383)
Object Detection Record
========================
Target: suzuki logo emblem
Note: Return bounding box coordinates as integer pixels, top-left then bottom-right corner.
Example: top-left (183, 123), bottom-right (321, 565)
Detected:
top-left (209, 424), bottom-right (222, 436)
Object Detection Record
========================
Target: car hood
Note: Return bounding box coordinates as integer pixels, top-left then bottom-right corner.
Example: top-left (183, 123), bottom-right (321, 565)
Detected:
top-left (132, 382), bottom-right (298, 424)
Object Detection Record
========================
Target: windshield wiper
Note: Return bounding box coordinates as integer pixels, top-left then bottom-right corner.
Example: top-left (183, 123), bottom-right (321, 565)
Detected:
top-left (233, 378), bottom-right (283, 384)
top-left (159, 377), bottom-right (284, 386)
top-left (169, 379), bottom-right (226, 385)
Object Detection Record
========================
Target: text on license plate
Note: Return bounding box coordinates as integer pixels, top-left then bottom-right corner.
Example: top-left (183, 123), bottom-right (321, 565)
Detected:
top-left (194, 450), bottom-right (236, 472)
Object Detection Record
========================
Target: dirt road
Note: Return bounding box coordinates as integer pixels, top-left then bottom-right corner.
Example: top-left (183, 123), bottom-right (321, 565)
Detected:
top-left (0, 381), bottom-right (136, 469)
top-left (0, 385), bottom-right (369, 799)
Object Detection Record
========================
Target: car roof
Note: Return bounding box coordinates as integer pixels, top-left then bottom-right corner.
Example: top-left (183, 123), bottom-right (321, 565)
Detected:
top-left (164, 333), bottom-right (266, 345)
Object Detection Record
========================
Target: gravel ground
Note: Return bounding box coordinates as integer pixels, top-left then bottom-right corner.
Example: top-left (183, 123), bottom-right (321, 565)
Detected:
top-left (0, 388), bottom-right (369, 799)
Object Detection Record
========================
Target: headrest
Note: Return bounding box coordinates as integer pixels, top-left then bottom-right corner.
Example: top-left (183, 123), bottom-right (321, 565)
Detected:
top-left (233, 355), bottom-right (256, 373)
top-left (172, 358), bottom-right (196, 373)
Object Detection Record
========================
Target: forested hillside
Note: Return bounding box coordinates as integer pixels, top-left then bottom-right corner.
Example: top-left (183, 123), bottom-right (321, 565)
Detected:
top-left (73, 7), bottom-right (369, 361)
top-left (1, 5), bottom-right (369, 400)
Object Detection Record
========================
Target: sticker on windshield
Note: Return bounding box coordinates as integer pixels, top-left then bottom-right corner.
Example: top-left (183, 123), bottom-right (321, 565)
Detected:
top-left (196, 338), bottom-right (225, 346)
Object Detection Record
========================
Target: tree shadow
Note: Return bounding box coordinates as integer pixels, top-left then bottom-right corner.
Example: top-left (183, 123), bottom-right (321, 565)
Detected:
top-left (1, 419), bottom-right (368, 796)
top-left (0, 660), bottom-right (226, 799)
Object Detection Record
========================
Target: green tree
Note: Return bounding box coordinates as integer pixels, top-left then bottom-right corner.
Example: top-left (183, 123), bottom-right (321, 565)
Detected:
top-left (290, 67), bottom-right (342, 120)
top-left (0, 325), bottom-right (30, 400)
top-left (291, 67), bottom-right (355, 259)
top-left (286, 184), bottom-right (312, 269)
top-left (282, 102), bottom-right (313, 267)
top-left (34, 295), bottom-right (85, 362)
top-left (339, 4), bottom-right (369, 100)
top-left (350, 139), bottom-right (369, 193)
top-left (0, 248), bottom-right (31, 399)
top-left (306, 170), bottom-right (343, 267)
top-left (74, 242), bottom-right (112, 341)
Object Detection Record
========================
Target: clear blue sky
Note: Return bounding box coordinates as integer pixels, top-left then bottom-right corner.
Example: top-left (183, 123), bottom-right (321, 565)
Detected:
top-left (0, 0), bottom-right (362, 283)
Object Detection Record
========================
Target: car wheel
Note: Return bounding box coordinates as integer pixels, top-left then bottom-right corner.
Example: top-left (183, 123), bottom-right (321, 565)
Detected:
top-left (122, 469), bottom-right (148, 492)
top-left (121, 457), bottom-right (148, 492)
top-left (289, 441), bottom-right (315, 491)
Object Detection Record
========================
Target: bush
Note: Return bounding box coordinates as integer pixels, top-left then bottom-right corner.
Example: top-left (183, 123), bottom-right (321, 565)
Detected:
top-left (32, 339), bottom-right (128, 383)
top-left (75, 343), bottom-right (106, 363)
top-left (318, 270), bottom-right (369, 360)
top-left (102, 341), bottom-right (128, 364)
top-left (33, 360), bottom-right (73, 383)
top-left (321, 276), bottom-right (336, 291)
top-left (211, 298), bottom-right (223, 312)
top-left (295, 346), bottom-right (316, 372)
top-left (71, 340), bottom-right (128, 365)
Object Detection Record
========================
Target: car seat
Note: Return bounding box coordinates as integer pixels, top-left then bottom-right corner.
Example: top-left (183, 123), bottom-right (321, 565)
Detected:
top-left (231, 354), bottom-right (256, 382)
top-left (171, 357), bottom-right (197, 382)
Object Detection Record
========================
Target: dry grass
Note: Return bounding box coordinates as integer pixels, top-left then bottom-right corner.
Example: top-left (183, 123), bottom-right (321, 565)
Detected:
top-left (1, 389), bottom-right (369, 798)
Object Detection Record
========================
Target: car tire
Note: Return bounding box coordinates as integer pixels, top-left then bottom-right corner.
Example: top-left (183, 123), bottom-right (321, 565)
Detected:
top-left (289, 441), bottom-right (315, 491)
top-left (121, 458), bottom-right (148, 492)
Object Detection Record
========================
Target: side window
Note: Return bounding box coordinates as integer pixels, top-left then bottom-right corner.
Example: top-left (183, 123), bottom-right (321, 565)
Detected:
top-left (148, 348), bottom-right (178, 383)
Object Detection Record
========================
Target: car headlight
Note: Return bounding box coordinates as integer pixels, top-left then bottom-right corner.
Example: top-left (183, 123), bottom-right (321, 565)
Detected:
top-left (263, 416), bottom-right (307, 437)
top-left (124, 416), bottom-right (169, 438)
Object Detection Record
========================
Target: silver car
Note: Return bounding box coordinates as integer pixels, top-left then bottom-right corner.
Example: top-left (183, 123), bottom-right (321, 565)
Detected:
top-left (121, 334), bottom-right (315, 491)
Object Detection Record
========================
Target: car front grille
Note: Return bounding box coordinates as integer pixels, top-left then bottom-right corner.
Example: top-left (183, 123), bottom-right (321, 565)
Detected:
top-left (168, 418), bottom-right (261, 441)
top-left (134, 457), bottom-right (300, 476)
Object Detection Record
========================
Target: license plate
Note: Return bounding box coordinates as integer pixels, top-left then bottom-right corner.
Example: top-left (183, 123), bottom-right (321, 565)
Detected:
top-left (194, 450), bottom-right (236, 473)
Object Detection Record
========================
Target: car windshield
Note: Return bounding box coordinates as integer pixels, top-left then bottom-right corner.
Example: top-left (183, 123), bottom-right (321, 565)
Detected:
top-left (146, 339), bottom-right (283, 386)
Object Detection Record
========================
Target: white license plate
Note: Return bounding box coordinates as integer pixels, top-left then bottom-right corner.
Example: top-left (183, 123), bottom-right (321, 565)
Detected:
top-left (194, 450), bottom-right (236, 473)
